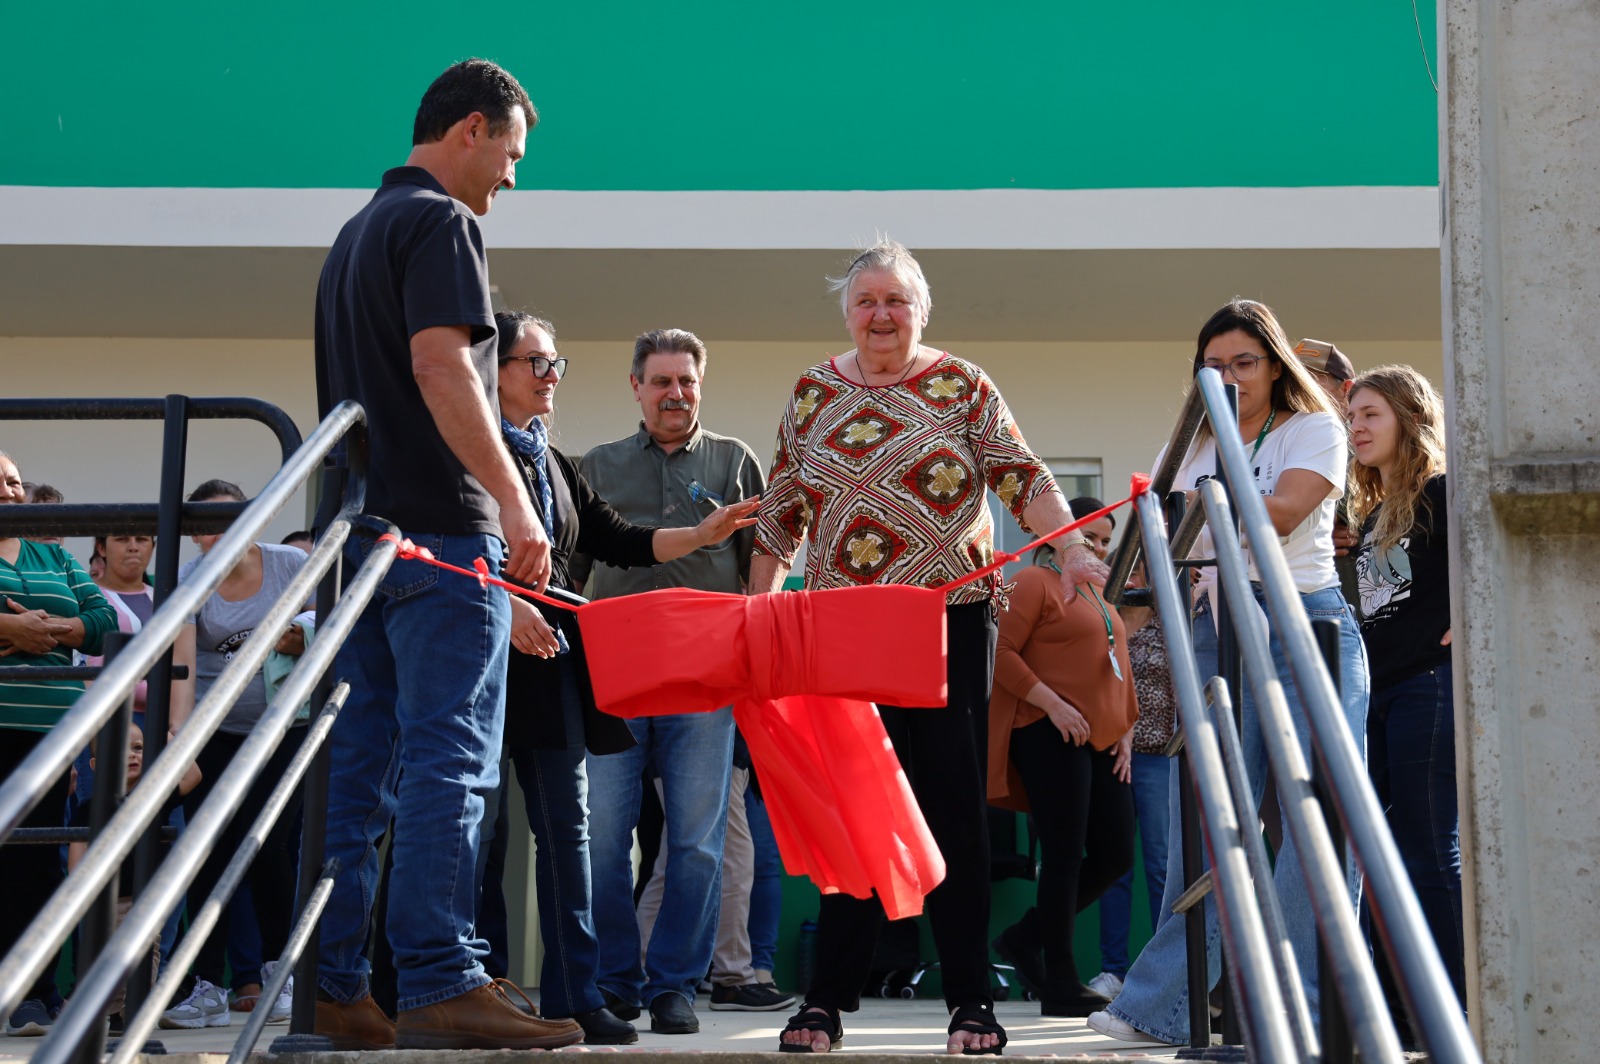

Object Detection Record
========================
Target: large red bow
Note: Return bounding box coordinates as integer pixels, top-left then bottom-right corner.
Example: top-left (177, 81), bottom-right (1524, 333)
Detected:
top-left (577, 584), bottom-right (949, 919)
top-left (377, 474), bottom-right (1152, 920)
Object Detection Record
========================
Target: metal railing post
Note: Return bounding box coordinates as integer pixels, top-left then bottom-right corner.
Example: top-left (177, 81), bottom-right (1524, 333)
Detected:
top-left (1160, 487), bottom-right (1211, 1049)
top-left (67, 632), bottom-right (134, 1064)
top-left (1313, 617), bottom-right (1354, 1064)
top-left (289, 462), bottom-right (347, 1037)
top-left (1211, 384), bottom-right (1244, 1047)
top-left (1196, 476), bottom-right (1400, 1063)
top-left (1136, 492), bottom-right (1299, 1060)
top-left (124, 393), bottom-right (189, 1020)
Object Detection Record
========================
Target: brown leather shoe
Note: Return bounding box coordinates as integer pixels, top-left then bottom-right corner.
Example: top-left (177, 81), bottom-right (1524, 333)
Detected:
top-left (314, 992), bottom-right (396, 1050)
top-left (396, 981), bottom-right (583, 1050)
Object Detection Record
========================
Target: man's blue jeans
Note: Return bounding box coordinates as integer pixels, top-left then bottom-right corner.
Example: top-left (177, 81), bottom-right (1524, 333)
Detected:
top-left (314, 532), bottom-right (510, 1012)
top-left (1109, 585), bottom-right (1368, 1044)
top-left (585, 707), bottom-right (735, 1006)
top-left (1097, 751), bottom-right (1172, 976)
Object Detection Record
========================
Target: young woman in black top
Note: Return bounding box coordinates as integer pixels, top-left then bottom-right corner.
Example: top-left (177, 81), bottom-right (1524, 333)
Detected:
top-left (485, 312), bottom-right (758, 1044)
top-left (1347, 364), bottom-right (1464, 1027)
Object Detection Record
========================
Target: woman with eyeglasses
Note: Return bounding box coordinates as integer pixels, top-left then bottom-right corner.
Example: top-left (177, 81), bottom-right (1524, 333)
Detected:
top-left (482, 311), bottom-right (759, 1045)
top-left (1088, 298), bottom-right (1369, 1049)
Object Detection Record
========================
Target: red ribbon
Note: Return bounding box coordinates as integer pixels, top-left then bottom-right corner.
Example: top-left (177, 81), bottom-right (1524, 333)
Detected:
top-left (376, 535), bottom-right (580, 612)
top-left (369, 471), bottom-right (1150, 916)
top-left (934, 472), bottom-right (1151, 593)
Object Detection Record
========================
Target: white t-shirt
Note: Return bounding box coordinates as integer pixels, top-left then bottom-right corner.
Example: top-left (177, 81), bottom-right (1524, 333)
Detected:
top-left (1155, 410), bottom-right (1347, 599)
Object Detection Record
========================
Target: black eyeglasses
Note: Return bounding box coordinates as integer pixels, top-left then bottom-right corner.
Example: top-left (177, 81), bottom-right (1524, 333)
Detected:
top-left (502, 355), bottom-right (568, 379)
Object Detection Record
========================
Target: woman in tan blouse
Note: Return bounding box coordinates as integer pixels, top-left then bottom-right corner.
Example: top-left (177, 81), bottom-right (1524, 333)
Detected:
top-left (988, 520), bottom-right (1138, 1018)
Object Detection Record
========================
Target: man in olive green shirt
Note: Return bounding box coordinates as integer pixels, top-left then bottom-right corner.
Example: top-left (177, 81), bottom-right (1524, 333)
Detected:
top-left (573, 329), bottom-right (773, 1035)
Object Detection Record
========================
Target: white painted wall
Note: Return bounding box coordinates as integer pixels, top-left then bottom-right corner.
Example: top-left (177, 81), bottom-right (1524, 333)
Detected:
top-left (1, 336), bottom-right (1442, 565)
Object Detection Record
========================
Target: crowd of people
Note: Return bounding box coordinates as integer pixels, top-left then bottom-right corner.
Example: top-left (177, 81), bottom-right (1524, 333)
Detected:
top-left (1, 56), bottom-right (1463, 1056)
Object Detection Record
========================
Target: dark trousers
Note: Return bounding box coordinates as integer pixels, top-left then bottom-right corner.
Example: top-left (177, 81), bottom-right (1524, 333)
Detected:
top-left (179, 725), bottom-right (307, 987)
top-left (1008, 718), bottom-right (1135, 993)
top-left (809, 602), bottom-right (997, 1013)
top-left (1367, 665), bottom-right (1465, 1032)
top-left (482, 655), bottom-right (605, 1018)
top-left (0, 728), bottom-right (69, 1003)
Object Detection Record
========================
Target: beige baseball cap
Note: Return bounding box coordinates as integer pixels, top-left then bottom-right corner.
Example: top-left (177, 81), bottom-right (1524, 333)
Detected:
top-left (1292, 338), bottom-right (1354, 382)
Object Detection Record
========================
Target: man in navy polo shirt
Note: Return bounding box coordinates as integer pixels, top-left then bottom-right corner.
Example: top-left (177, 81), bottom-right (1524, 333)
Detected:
top-left (312, 58), bottom-right (575, 1051)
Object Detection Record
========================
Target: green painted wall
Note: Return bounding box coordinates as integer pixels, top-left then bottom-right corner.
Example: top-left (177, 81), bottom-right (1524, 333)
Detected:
top-left (3, 1), bottom-right (1438, 191)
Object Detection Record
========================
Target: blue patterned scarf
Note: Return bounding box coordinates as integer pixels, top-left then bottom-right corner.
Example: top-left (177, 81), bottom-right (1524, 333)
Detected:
top-left (501, 416), bottom-right (569, 655)
top-left (501, 416), bottom-right (559, 540)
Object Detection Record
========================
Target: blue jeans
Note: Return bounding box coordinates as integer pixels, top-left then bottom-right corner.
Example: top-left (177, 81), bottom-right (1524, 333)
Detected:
top-left (504, 655), bottom-right (604, 1018)
top-left (586, 707), bottom-right (735, 1005)
top-left (314, 532), bottom-right (510, 1012)
top-left (1110, 585), bottom-right (1368, 1044)
top-left (1367, 665), bottom-right (1464, 1009)
top-left (746, 785), bottom-right (783, 975)
top-left (1097, 751), bottom-right (1172, 976)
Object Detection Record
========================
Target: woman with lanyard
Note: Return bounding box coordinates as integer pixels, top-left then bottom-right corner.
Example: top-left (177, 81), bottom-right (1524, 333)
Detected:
top-left (988, 500), bottom-right (1138, 1018)
top-left (1088, 298), bottom-right (1369, 1049)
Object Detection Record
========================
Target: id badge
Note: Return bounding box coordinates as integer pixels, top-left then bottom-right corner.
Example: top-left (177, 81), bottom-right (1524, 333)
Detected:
top-left (1109, 647), bottom-right (1124, 682)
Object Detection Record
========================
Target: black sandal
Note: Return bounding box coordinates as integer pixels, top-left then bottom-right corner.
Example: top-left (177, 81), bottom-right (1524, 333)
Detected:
top-left (948, 1002), bottom-right (1007, 1056)
top-left (778, 1004), bottom-right (843, 1053)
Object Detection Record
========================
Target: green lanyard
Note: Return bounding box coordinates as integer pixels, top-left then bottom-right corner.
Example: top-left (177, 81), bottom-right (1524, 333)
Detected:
top-left (1047, 562), bottom-right (1123, 681)
top-left (1248, 408), bottom-right (1278, 463)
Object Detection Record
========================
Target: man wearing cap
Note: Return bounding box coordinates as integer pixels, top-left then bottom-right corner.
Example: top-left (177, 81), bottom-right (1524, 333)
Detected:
top-left (1293, 339), bottom-right (1360, 612)
top-left (1293, 338), bottom-right (1356, 416)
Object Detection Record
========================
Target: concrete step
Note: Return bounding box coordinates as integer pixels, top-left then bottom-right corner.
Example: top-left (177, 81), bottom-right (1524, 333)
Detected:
top-left (0, 998), bottom-right (1195, 1061)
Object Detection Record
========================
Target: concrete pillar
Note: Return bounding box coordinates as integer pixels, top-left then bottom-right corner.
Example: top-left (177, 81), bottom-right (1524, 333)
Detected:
top-left (1440, 1), bottom-right (1600, 1061)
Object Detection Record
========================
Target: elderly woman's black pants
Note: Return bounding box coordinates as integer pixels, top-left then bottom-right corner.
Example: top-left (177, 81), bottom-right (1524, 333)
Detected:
top-left (808, 602), bottom-right (997, 1013)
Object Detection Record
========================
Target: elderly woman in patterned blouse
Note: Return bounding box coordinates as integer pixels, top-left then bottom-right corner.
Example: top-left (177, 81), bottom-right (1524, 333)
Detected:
top-left (747, 241), bottom-right (1107, 1056)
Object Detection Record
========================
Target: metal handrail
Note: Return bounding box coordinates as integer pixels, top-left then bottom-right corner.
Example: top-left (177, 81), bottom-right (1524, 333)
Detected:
top-left (0, 397), bottom-right (300, 539)
top-left (0, 400), bottom-right (362, 850)
top-left (1197, 477), bottom-right (1398, 1062)
top-left (1134, 493), bottom-right (1300, 1060)
top-left (1203, 675), bottom-right (1317, 1060)
top-left (0, 399), bottom-right (370, 1064)
top-left (27, 526), bottom-right (391, 1064)
top-left (1193, 368), bottom-right (1478, 1063)
top-left (1106, 385), bottom-right (1203, 602)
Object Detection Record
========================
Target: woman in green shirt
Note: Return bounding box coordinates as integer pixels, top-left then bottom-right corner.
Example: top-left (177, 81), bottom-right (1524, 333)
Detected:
top-left (1, 450), bottom-right (116, 1035)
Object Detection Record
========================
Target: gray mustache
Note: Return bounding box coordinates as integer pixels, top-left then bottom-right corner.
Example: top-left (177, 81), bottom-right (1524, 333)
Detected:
top-left (659, 399), bottom-right (694, 411)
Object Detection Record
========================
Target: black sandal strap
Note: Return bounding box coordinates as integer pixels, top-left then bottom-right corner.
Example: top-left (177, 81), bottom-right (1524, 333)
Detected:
top-left (779, 1004), bottom-right (843, 1054)
top-left (948, 1002), bottom-right (1007, 1056)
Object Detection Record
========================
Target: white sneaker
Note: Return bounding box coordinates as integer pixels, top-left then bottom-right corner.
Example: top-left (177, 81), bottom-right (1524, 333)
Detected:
top-left (160, 978), bottom-right (232, 1029)
top-left (1087, 971), bottom-right (1125, 1000)
top-left (261, 961), bottom-right (293, 1024)
top-left (1086, 1010), bottom-right (1179, 1047)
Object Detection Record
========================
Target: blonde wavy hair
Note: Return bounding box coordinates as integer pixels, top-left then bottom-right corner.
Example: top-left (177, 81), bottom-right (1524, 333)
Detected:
top-left (1346, 365), bottom-right (1447, 550)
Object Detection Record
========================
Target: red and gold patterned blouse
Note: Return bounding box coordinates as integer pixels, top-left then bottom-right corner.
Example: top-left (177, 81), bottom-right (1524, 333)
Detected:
top-left (753, 353), bottom-right (1060, 606)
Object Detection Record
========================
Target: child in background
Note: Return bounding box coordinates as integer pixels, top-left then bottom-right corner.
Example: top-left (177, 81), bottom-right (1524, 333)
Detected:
top-left (67, 724), bottom-right (201, 1029)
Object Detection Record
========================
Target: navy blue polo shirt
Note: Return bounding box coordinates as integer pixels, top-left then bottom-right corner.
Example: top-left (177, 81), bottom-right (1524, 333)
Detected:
top-left (315, 166), bottom-right (500, 537)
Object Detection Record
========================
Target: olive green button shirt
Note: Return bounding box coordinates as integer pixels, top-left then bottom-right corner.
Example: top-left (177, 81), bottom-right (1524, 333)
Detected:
top-left (573, 422), bottom-right (766, 600)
